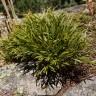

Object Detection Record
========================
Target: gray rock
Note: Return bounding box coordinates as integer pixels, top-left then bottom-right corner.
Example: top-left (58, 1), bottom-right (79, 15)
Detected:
top-left (0, 64), bottom-right (61, 96)
top-left (63, 4), bottom-right (86, 13)
top-left (64, 77), bottom-right (96, 96)
top-left (1, 64), bottom-right (96, 96)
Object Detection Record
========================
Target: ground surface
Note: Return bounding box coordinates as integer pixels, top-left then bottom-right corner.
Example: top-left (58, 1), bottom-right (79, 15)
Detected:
top-left (0, 64), bottom-right (96, 96)
top-left (0, 64), bottom-right (61, 96)
top-left (64, 76), bottom-right (96, 96)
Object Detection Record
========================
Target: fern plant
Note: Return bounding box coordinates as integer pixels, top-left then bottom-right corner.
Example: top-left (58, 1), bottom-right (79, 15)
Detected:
top-left (1, 10), bottom-right (87, 88)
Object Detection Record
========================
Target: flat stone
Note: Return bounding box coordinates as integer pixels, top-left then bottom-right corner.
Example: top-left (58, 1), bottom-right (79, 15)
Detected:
top-left (0, 64), bottom-right (96, 96)
top-left (64, 77), bottom-right (96, 96)
top-left (0, 64), bottom-right (61, 96)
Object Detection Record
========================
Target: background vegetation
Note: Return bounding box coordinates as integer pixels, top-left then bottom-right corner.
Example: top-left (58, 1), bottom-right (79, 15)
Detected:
top-left (0, 0), bottom-right (85, 14)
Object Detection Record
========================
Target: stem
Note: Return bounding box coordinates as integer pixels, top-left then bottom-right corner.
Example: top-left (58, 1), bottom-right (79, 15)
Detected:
top-left (9, 0), bottom-right (17, 19)
top-left (1, 0), bottom-right (11, 19)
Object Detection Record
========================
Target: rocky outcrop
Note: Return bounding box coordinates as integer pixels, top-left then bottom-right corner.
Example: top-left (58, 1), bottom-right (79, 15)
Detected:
top-left (0, 64), bottom-right (96, 96)
top-left (0, 64), bottom-right (61, 96)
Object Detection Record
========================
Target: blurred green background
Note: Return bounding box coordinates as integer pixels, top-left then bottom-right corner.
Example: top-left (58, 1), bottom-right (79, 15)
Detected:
top-left (0, 0), bottom-right (86, 14)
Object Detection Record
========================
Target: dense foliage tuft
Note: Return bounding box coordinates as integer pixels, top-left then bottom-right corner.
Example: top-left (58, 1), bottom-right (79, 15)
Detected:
top-left (1, 10), bottom-right (87, 88)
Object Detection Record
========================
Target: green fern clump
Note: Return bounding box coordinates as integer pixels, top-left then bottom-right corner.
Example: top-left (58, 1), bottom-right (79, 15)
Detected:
top-left (1, 11), bottom-right (87, 88)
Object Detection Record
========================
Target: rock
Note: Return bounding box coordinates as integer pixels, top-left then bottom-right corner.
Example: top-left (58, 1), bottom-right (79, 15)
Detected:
top-left (83, 8), bottom-right (90, 14)
top-left (63, 4), bottom-right (86, 13)
top-left (0, 64), bottom-right (96, 96)
top-left (0, 64), bottom-right (61, 96)
top-left (64, 77), bottom-right (96, 96)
